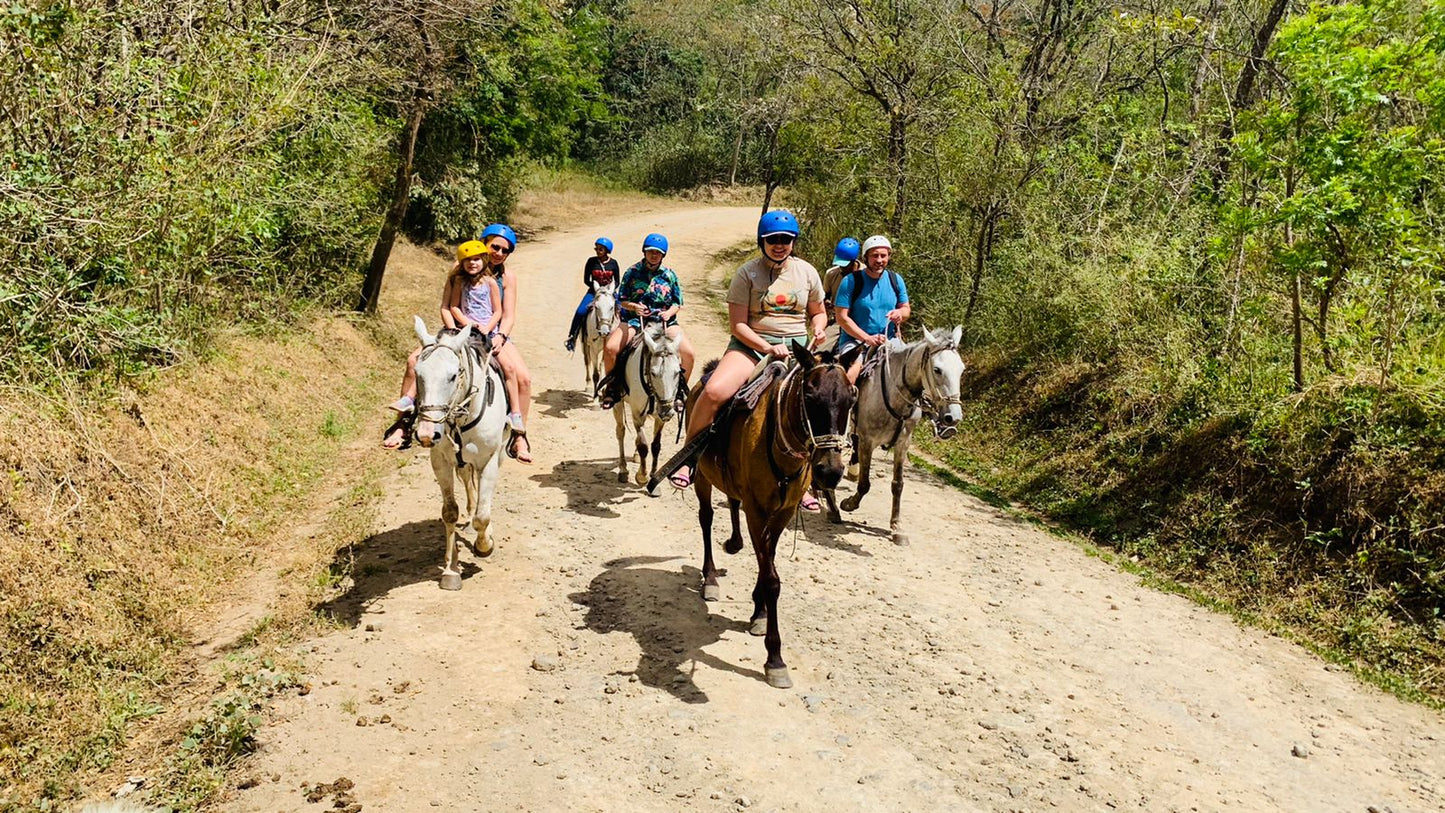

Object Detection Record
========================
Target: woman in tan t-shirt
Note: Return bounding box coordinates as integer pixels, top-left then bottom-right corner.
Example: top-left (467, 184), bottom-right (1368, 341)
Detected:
top-left (670, 210), bottom-right (826, 490)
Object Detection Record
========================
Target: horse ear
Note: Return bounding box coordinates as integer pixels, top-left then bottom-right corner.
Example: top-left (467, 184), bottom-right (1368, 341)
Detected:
top-left (950, 325), bottom-right (962, 347)
top-left (414, 315), bottom-right (434, 346)
top-left (642, 326), bottom-right (660, 353)
top-left (839, 342), bottom-right (866, 370)
top-left (789, 340), bottom-right (814, 370)
top-left (455, 324), bottom-right (473, 347)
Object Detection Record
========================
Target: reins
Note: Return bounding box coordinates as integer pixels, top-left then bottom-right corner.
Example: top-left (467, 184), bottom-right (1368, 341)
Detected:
top-left (765, 360), bottom-right (852, 504)
top-left (874, 339), bottom-right (962, 447)
top-left (415, 340), bottom-right (495, 467)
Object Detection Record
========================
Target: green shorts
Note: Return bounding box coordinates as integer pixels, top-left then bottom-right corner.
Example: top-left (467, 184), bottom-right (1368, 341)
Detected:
top-left (726, 334), bottom-right (807, 362)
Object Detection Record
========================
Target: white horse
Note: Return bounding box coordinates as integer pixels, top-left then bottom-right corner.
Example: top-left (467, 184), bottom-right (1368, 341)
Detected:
top-left (581, 281), bottom-right (618, 396)
top-left (821, 325), bottom-right (965, 545)
top-left (412, 316), bottom-right (510, 590)
top-left (612, 324), bottom-right (684, 492)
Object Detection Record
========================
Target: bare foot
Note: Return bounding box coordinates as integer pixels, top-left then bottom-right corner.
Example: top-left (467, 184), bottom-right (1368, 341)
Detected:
top-left (382, 426), bottom-right (406, 449)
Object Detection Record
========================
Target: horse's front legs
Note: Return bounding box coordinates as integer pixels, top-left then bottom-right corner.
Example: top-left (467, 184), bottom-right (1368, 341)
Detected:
top-left (632, 410), bottom-right (652, 486)
top-left (471, 452), bottom-right (500, 556)
top-left (641, 415), bottom-right (665, 489)
top-left (697, 477), bottom-right (721, 601)
top-left (840, 445), bottom-right (875, 512)
top-left (613, 404), bottom-right (629, 483)
top-left (748, 511), bottom-right (793, 688)
top-left (889, 435), bottom-right (910, 546)
top-left (430, 449), bottom-right (463, 591)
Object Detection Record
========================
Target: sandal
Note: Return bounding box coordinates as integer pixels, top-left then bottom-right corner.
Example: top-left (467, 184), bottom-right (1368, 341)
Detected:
top-left (799, 493), bottom-right (821, 513)
top-left (507, 431), bottom-right (533, 464)
top-left (381, 419), bottom-right (411, 450)
top-left (669, 465), bottom-right (693, 490)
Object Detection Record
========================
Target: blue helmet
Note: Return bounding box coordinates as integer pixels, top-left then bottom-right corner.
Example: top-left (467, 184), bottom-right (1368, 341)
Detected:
top-left (480, 223), bottom-right (517, 250)
top-left (757, 210), bottom-right (800, 247)
top-left (642, 233), bottom-right (669, 255)
top-left (595, 236), bottom-right (614, 252)
top-left (832, 237), bottom-right (861, 266)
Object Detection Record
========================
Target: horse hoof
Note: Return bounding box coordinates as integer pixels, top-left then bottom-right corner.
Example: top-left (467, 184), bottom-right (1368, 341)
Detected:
top-left (476, 537), bottom-right (494, 557)
top-left (749, 617), bottom-right (768, 636)
top-left (827, 511), bottom-right (842, 524)
top-left (702, 584), bottom-right (721, 602)
top-left (723, 538), bottom-right (743, 555)
top-left (844, 464), bottom-right (859, 481)
top-left (892, 532), bottom-right (910, 546)
top-left (439, 572), bottom-right (462, 591)
top-left (840, 497), bottom-right (860, 512)
top-left (616, 471), bottom-right (628, 483)
top-left (634, 470), bottom-right (648, 486)
top-left (765, 667), bottom-right (792, 689)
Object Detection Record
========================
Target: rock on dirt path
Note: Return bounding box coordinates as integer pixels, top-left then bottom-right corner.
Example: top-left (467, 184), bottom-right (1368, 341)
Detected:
top-left (226, 206), bottom-right (1443, 812)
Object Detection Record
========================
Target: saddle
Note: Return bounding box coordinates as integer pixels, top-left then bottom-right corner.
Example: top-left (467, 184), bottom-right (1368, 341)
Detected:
top-left (646, 360), bottom-right (791, 492)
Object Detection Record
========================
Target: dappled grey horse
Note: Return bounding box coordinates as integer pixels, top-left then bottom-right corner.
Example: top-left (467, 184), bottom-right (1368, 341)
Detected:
top-left (821, 325), bottom-right (965, 545)
top-left (612, 323), bottom-right (683, 492)
top-left (581, 280), bottom-right (617, 397)
top-left (412, 316), bottom-right (510, 590)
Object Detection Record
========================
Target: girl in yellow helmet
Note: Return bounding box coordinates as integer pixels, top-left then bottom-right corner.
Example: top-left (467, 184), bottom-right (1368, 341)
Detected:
top-left (382, 241), bottom-right (502, 449)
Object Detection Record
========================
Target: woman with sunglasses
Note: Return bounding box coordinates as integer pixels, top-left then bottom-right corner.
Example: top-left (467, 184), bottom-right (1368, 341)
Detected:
top-left (564, 237), bottom-right (620, 353)
top-left (479, 222), bottom-right (535, 463)
top-left (670, 210), bottom-right (826, 492)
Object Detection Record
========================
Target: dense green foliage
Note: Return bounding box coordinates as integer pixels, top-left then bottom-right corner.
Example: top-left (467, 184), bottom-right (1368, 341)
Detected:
top-left (599, 0), bottom-right (1445, 697)
top-left (0, 0), bottom-right (608, 383)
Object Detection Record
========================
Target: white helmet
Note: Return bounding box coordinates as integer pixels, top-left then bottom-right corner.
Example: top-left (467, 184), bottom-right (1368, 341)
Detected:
top-left (862, 234), bottom-right (892, 255)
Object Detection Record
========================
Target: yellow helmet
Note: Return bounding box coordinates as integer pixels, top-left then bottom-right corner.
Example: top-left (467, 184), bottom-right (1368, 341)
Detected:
top-left (457, 240), bottom-right (487, 262)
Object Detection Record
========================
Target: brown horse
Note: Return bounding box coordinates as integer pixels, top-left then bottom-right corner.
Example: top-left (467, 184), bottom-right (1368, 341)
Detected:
top-left (689, 341), bottom-right (862, 688)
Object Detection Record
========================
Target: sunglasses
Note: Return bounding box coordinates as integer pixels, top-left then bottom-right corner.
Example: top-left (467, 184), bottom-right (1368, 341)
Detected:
top-left (764, 234), bottom-right (795, 246)
top-left (488, 243), bottom-right (513, 255)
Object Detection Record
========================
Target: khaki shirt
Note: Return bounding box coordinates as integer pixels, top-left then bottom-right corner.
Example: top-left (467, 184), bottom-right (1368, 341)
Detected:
top-left (726, 256), bottom-right (825, 338)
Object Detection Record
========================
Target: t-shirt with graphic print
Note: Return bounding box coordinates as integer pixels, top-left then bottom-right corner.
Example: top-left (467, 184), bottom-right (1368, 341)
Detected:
top-left (726, 256), bottom-right (825, 338)
top-left (618, 261), bottom-right (683, 327)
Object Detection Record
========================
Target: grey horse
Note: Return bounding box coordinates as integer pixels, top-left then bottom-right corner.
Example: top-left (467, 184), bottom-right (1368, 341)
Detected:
top-left (821, 325), bottom-right (965, 545)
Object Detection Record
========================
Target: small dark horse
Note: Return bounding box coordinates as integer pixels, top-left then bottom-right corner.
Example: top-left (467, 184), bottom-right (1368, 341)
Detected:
top-left (689, 341), bottom-right (862, 688)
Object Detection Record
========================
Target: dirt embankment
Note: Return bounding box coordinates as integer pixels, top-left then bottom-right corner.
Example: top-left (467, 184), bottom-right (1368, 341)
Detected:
top-left (205, 204), bottom-right (1443, 813)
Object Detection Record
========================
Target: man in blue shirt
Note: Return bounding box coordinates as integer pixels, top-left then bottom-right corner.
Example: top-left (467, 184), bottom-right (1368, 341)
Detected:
top-left (835, 234), bottom-right (911, 383)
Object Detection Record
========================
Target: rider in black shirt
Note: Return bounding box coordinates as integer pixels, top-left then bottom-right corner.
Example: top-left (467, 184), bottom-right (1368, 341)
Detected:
top-left (565, 237), bottom-right (622, 352)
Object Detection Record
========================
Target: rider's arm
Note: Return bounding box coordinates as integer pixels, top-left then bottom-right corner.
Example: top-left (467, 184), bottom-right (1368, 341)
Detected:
top-left (440, 276), bottom-right (461, 329)
top-left (480, 276), bottom-right (503, 334)
top-left (496, 270), bottom-right (517, 338)
top-left (807, 300), bottom-right (827, 346)
top-left (834, 277), bottom-right (869, 343)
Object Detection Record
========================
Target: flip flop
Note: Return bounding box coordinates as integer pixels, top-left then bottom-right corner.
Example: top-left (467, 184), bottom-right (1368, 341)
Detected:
top-left (799, 493), bottom-right (821, 513)
top-left (669, 466), bottom-right (692, 490)
top-left (507, 431), bottom-right (533, 464)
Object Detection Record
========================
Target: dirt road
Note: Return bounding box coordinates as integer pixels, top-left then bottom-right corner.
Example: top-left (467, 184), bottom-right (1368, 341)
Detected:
top-left (226, 205), bottom-right (1444, 812)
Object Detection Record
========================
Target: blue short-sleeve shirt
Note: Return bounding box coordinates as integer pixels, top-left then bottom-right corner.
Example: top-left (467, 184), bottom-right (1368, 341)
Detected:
top-left (835, 270), bottom-right (909, 350)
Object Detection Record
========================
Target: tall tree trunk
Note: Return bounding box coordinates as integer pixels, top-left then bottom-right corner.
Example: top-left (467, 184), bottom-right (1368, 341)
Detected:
top-left (729, 123), bottom-right (744, 186)
top-left (1211, 0), bottom-right (1290, 189)
top-left (357, 98), bottom-right (426, 314)
top-left (887, 109), bottom-right (907, 236)
top-left (962, 199), bottom-right (1001, 340)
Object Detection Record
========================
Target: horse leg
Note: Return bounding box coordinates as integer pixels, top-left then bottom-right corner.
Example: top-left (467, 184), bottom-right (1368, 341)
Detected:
top-left (460, 463), bottom-right (478, 536)
top-left (642, 415), bottom-right (664, 489)
top-left (697, 476), bottom-right (721, 601)
top-left (822, 486), bottom-right (842, 524)
top-left (431, 449), bottom-right (463, 591)
top-left (724, 498), bottom-right (743, 554)
top-left (614, 403), bottom-right (629, 483)
top-left (749, 511), bottom-right (793, 688)
top-left (889, 436), bottom-right (910, 546)
top-left (472, 451), bottom-right (500, 557)
top-left (840, 445), bottom-right (875, 512)
top-left (633, 411), bottom-right (651, 486)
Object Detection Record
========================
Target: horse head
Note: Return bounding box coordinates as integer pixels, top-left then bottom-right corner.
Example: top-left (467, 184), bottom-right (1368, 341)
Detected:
top-left (922, 325), bottom-right (965, 431)
top-left (789, 341), bottom-right (863, 489)
top-left (641, 324), bottom-right (683, 420)
top-left (412, 315), bottom-right (474, 448)
top-left (591, 283), bottom-right (618, 335)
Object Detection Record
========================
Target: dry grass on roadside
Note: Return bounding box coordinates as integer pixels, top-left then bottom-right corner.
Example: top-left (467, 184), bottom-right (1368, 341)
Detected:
top-left (0, 311), bottom-right (398, 807)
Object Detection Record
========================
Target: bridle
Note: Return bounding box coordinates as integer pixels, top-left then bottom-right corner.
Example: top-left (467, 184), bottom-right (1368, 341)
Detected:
top-left (876, 340), bottom-right (962, 446)
top-left (589, 288), bottom-right (617, 337)
top-left (415, 340), bottom-right (494, 465)
top-left (766, 360), bottom-right (853, 499)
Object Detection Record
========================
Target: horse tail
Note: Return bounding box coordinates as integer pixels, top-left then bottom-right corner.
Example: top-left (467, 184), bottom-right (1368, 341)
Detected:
top-left (699, 358), bottom-right (720, 386)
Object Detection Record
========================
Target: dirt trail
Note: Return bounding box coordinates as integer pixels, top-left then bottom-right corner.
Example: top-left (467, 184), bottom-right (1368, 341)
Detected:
top-left (226, 206), bottom-right (1443, 812)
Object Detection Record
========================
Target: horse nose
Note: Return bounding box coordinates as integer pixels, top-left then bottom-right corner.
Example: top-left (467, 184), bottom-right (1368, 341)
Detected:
top-left (941, 411), bottom-right (959, 426)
